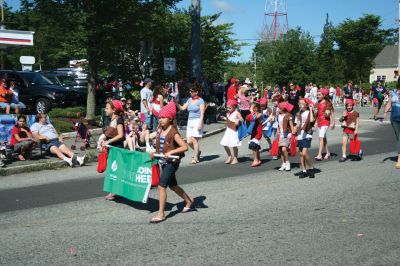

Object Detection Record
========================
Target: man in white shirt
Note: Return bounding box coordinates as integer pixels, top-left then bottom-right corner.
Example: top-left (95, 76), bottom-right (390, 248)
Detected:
top-left (30, 113), bottom-right (85, 167)
top-left (140, 78), bottom-right (154, 130)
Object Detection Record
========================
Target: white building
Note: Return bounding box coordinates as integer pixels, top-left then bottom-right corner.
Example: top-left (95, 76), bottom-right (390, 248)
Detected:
top-left (370, 45), bottom-right (398, 83)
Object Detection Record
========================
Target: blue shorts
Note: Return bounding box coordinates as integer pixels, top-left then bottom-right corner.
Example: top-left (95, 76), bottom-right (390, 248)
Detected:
top-left (43, 139), bottom-right (64, 151)
top-left (143, 113), bottom-right (152, 128)
top-left (0, 102), bottom-right (10, 108)
top-left (10, 102), bottom-right (26, 109)
top-left (159, 163), bottom-right (179, 188)
top-left (297, 138), bottom-right (311, 150)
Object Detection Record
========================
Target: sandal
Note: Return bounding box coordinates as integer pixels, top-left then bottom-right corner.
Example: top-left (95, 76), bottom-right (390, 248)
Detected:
top-left (314, 156), bottom-right (323, 161)
top-left (150, 216), bottom-right (166, 223)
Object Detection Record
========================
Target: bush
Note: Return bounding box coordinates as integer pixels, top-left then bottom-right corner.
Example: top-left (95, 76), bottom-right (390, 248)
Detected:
top-left (52, 119), bottom-right (74, 133)
top-left (49, 106), bottom-right (86, 119)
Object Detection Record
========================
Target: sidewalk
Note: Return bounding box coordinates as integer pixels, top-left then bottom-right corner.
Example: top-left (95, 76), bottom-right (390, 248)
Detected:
top-left (0, 122), bottom-right (226, 176)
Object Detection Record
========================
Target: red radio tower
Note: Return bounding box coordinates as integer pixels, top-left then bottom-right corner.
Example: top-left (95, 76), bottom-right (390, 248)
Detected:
top-left (261, 0), bottom-right (289, 41)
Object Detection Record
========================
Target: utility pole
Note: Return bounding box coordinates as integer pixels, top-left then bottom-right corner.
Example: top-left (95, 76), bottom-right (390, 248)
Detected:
top-left (398, 0), bottom-right (400, 81)
top-left (191, 0), bottom-right (201, 82)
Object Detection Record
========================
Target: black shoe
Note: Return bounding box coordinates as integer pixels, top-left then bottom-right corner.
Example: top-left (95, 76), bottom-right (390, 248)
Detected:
top-left (339, 157), bottom-right (347, 163)
top-left (308, 170), bottom-right (315, 178)
top-left (299, 171), bottom-right (307, 179)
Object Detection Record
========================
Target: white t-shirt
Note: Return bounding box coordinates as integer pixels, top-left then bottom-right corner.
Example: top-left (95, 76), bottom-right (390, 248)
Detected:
top-left (329, 87), bottom-right (335, 97)
top-left (30, 122), bottom-right (58, 140)
top-left (278, 114), bottom-right (292, 138)
top-left (140, 87), bottom-right (153, 113)
top-left (295, 110), bottom-right (313, 140)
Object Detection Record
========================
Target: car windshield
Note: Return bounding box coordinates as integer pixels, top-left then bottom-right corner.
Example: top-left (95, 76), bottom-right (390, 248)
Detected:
top-left (19, 72), bottom-right (54, 85)
top-left (57, 76), bottom-right (77, 86)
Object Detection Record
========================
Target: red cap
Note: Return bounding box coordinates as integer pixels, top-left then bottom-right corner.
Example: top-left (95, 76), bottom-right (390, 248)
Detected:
top-left (112, 100), bottom-right (124, 112)
top-left (320, 88), bottom-right (329, 96)
top-left (304, 98), bottom-right (315, 106)
top-left (278, 102), bottom-right (294, 113)
top-left (230, 78), bottom-right (239, 84)
top-left (345, 99), bottom-right (355, 106)
top-left (158, 101), bottom-right (177, 119)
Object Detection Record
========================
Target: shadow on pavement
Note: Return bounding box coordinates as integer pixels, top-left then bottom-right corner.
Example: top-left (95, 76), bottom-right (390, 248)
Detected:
top-left (200, 155), bottom-right (219, 162)
top-left (382, 156), bottom-right (397, 162)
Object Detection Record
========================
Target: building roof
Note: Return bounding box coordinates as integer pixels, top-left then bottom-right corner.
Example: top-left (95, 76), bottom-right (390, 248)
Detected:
top-left (373, 45), bottom-right (398, 68)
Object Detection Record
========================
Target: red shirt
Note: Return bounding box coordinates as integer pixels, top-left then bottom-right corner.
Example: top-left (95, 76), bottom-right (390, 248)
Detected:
top-left (336, 87), bottom-right (341, 97)
top-left (10, 126), bottom-right (31, 145)
top-left (246, 113), bottom-right (263, 140)
top-left (317, 100), bottom-right (333, 127)
top-left (227, 85), bottom-right (237, 102)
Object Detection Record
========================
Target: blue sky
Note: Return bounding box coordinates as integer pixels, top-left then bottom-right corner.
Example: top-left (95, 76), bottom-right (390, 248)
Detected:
top-left (6, 0), bottom-right (399, 62)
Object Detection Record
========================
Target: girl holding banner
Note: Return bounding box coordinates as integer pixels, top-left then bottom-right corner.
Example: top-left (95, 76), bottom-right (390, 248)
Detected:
top-left (151, 101), bottom-right (193, 223)
top-left (101, 100), bottom-right (125, 201)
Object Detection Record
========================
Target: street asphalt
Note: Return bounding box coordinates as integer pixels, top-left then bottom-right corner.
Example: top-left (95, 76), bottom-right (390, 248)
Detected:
top-left (0, 106), bottom-right (399, 265)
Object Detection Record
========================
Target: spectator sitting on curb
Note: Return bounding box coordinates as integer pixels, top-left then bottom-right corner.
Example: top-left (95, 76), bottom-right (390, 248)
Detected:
top-left (0, 79), bottom-right (12, 114)
top-left (9, 81), bottom-right (26, 114)
top-left (10, 115), bottom-right (37, 161)
top-left (30, 113), bottom-right (86, 167)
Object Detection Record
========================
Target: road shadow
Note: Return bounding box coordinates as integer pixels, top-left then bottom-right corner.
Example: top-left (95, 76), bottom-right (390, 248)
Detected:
top-left (382, 156), bottom-right (397, 163)
top-left (166, 195), bottom-right (208, 219)
top-left (200, 155), bottom-right (219, 162)
top-left (113, 195), bottom-right (208, 217)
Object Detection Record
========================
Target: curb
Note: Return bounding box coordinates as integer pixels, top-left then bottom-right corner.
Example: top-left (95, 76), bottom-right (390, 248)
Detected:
top-left (0, 126), bottom-right (226, 177)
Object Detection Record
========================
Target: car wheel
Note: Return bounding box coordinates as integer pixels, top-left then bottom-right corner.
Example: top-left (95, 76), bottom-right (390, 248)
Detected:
top-left (35, 98), bottom-right (51, 113)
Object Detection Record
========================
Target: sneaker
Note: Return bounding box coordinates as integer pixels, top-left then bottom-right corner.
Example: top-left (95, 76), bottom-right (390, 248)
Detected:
top-left (272, 156), bottom-right (278, 160)
top-left (278, 163), bottom-right (285, 171)
top-left (339, 156), bottom-right (347, 163)
top-left (285, 162), bottom-right (291, 171)
top-left (358, 149), bottom-right (363, 160)
top-left (146, 146), bottom-right (156, 153)
top-left (77, 154), bottom-right (86, 166)
top-left (64, 157), bottom-right (73, 167)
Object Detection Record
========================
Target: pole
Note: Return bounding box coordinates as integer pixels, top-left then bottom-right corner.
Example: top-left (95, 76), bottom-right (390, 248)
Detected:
top-left (398, 0), bottom-right (400, 79)
top-left (253, 52), bottom-right (257, 85)
top-left (0, 0), bottom-right (4, 26)
top-left (191, 0), bottom-right (201, 82)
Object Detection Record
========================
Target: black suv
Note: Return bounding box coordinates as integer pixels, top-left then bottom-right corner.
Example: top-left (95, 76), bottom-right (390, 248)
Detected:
top-left (41, 72), bottom-right (88, 104)
top-left (0, 70), bottom-right (80, 113)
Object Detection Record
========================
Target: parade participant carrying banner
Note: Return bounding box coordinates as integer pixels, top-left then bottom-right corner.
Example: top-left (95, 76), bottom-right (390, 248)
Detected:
top-left (103, 146), bottom-right (154, 203)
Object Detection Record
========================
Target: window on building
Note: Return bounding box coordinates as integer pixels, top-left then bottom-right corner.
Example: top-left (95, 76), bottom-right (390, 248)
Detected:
top-left (377, 75), bottom-right (387, 81)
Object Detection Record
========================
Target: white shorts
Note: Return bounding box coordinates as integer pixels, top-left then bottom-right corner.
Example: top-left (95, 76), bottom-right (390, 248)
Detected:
top-left (318, 126), bottom-right (329, 138)
top-left (186, 118), bottom-right (203, 138)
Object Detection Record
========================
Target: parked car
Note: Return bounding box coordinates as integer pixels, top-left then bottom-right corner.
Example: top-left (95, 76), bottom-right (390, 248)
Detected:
top-left (41, 72), bottom-right (88, 104)
top-left (0, 70), bottom-right (80, 113)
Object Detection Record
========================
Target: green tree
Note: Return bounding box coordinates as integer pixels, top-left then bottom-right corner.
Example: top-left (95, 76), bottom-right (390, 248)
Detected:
top-left (255, 28), bottom-right (317, 86)
top-left (335, 14), bottom-right (395, 83)
top-left (316, 13), bottom-right (339, 84)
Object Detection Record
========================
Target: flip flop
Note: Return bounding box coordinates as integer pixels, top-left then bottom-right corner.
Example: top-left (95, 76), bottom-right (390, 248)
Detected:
top-left (182, 207), bottom-right (194, 213)
top-left (150, 217), bottom-right (166, 224)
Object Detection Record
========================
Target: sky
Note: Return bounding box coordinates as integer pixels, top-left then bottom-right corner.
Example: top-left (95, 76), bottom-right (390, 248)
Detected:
top-left (5, 0), bottom-right (399, 62)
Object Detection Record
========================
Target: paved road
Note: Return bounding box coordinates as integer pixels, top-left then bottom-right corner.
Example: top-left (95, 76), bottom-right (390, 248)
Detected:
top-left (0, 106), bottom-right (399, 265)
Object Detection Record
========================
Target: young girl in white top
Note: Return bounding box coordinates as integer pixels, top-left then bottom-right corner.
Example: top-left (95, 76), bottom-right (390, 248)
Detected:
top-left (295, 98), bottom-right (315, 178)
top-left (220, 100), bottom-right (243, 165)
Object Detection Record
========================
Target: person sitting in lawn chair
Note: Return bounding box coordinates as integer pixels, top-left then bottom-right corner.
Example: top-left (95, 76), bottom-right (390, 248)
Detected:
top-left (10, 115), bottom-right (37, 160)
top-left (30, 113), bottom-right (86, 167)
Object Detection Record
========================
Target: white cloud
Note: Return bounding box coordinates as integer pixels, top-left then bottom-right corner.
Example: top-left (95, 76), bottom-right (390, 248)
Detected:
top-left (211, 0), bottom-right (235, 13)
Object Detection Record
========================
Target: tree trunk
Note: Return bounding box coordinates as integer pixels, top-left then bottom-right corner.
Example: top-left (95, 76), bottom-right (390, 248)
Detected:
top-left (86, 48), bottom-right (97, 121)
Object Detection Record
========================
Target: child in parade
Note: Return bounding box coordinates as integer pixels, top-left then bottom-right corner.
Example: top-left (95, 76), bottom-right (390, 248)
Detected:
top-left (270, 95), bottom-right (284, 159)
top-left (220, 99), bottom-right (243, 165)
top-left (277, 102), bottom-right (295, 171)
top-left (339, 99), bottom-right (360, 162)
top-left (295, 98), bottom-right (315, 178)
top-left (315, 88), bottom-right (335, 161)
top-left (262, 107), bottom-right (274, 150)
top-left (101, 100), bottom-right (125, 201)
top-left (150, 101), bottom-right (193, 223)
top-left (246, 102), bottom-right (263, 167)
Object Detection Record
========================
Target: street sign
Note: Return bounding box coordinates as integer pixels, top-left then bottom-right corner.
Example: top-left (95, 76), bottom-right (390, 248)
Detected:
top-left (164, 57), bottom-right (176, 76)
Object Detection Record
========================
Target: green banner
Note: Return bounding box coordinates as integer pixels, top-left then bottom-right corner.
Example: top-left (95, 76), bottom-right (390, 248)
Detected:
top-left (103, 146), bottom-right (154, 203)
